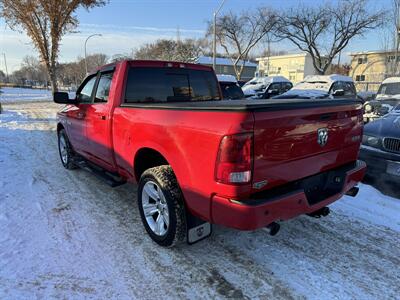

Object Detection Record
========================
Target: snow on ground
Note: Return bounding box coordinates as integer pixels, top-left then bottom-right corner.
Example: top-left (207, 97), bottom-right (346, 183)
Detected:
top-left (332, 183), bottom-right (400, 232)
top-left (0, 87), bottom-right (75, 103)
top-left (0, 102), bottom-right (399, 299)
top-left (0, 87), bottom-right (53, 103)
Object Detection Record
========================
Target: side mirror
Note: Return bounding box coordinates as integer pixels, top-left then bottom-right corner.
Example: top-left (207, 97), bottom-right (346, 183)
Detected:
top-left (332, 89), bottom-right (345, 97)
top-left (53, 92), bottom-right (77, 104)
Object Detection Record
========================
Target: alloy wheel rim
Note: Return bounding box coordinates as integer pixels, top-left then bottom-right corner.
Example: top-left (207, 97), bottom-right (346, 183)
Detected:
top-left (59, 135), bottom-right (68, 164)
top-left (141, 181), bottom-right (169, 236)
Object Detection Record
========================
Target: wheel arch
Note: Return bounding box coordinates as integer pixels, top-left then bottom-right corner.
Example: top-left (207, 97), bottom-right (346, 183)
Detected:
top-left (133, 147), bottom-right (170, 182)
top-left (57, 122), bottom-right (64, 133)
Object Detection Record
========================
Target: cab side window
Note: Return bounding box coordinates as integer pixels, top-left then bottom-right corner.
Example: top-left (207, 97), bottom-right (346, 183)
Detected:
top-left (268, 83), bottom-right (281, 92)
top-left (281, 82), bottom-right (293, 93)
top-left (330, 82), bottom-right (342, 94)
top-left (77, 76), bottom-right (97, 103)
top-left (95, 72), bottom-right (113, 103)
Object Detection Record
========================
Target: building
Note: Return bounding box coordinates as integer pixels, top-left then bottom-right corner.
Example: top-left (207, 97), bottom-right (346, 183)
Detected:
top-left (349, 50), bottom-right (400, 91)
top-left (196, 56), bottom-right (257, 81)
top-left (256, 53), bottom-right (329, 84)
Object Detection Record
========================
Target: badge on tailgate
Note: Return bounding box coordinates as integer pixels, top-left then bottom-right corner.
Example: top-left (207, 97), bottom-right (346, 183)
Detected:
top-left (317, 128), bottom-right (329, 147)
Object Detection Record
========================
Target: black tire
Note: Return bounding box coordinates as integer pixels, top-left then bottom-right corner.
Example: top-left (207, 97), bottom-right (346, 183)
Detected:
top-left (58, 129), bottom-right (77, 170)
top-left (137, 165), bottom-right (187, 247)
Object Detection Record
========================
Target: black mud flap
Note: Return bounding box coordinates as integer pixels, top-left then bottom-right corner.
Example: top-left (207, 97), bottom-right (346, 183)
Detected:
top-left (186, 210), bottom-right (212, 245)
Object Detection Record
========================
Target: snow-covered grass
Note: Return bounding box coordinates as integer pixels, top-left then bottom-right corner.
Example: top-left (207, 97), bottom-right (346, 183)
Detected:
top-left (0, 87), bottom-right (53, 103)
top-left (0, 101), bottom-right (399, 299)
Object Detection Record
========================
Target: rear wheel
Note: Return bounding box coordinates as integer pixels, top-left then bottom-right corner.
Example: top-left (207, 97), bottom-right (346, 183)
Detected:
top-left (137, 165), bottom-right (186, 247)
top-left (58, 129), bottom-right (76, 170)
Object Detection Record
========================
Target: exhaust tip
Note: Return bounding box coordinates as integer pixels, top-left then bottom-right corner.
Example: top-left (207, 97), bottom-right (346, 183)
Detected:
top-left (265, 222), bottom-right (280, 236)
top-left (307, 207), bottom-right (330, 218)
top-left (346, 186), bottom-right (359, 197)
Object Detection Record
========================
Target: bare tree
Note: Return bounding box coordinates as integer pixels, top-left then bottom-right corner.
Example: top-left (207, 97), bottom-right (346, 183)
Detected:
top-left (377, 0), bottom-right (400, 77)
top-left (0, 70), bottom-right (5, 83)
top-left (134, 39), bottom-right (206, 63)
top-left (86, 53), bottom-right (108, 72)
top-left (277, 0), bottom-right (385, 75)
top-left (110, 53), bottom-right (133, 63)
top-left (175, 38), bottom-right (208, 63)
top-left (21, 56), bottom-right (48, 84)
top-left (58, 53), bottom-right (108, 87)
top-left (208, 8), bottom-right (278, 80)
top-left (0, 0), bottom-right (107, 92)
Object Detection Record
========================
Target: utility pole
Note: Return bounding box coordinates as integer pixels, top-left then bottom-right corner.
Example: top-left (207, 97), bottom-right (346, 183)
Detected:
top-left (266, 37), bottom-right (271, 76)
top-left (396, 0), bottom-right (400, 75)
top-left (84, 34), bottom-right (102, 75)
top-left (176, 26), bottom-right (181, 43)
top-left (2, 53), bottom-right (9, 82)
top-left (213, 0), bottom-right (226, 71)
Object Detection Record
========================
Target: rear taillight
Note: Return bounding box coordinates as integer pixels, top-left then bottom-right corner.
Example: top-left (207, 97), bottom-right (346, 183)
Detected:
top-left (215, 133), bottom-right (253, 184)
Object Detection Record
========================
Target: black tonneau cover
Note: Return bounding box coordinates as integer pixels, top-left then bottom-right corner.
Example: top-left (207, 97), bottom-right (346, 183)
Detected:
top-left (121, 98), bottom-right (362, 112)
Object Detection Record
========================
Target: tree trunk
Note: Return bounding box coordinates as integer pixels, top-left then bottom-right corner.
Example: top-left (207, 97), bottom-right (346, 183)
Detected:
top-left (48, 66), bottom-right (58, 93)
top-left (233, 64), bottom-right (244, 80)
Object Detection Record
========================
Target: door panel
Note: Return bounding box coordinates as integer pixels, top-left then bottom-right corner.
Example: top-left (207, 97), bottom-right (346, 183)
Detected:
top-left (67, 76), bottom-right (97, 153)
top-left (85, 72), bottom-right (115, 167)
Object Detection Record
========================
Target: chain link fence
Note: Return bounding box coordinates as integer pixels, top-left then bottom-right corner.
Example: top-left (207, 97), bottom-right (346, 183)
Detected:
top-left (354, 82), bottom-right (381, 92)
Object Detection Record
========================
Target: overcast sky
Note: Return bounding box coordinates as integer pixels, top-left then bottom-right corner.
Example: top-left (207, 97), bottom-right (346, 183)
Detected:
top-left (0, 0), bottom-right (393, 72)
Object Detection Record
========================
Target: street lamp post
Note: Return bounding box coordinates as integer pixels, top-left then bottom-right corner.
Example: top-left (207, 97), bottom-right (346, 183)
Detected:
top-left (213, 0), bottom-right (226, 71)
top-left (84, 34), bottom-right (102, 74)
top-left (2, 53), bottom-right (9, 82)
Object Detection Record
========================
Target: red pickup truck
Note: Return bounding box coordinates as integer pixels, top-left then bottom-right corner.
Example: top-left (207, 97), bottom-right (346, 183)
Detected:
top-left (54, 60), bottom-right (366, 247)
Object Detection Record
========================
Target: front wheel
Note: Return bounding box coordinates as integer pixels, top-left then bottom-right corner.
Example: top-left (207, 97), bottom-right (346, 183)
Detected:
top-left (58, 129), bottom-right (76, 170)
top-left (137, 165), bottom-right (187, 247)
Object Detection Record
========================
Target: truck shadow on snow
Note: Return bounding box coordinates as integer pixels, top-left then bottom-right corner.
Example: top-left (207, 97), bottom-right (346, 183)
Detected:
top-left (362, 174), bottom-right (400, 198)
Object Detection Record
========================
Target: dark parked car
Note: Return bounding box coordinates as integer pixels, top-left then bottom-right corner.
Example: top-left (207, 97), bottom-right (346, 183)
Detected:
top-left (363, 77), bottom-right (400, 123)
top-left (359, 104), bottom-right (400, 181)
top-left (252, 81), bottom-right (293, 99)
top-left (242, 76), bottom-right (292, 98)
top-left (217, 74), bottom-right (245, 100)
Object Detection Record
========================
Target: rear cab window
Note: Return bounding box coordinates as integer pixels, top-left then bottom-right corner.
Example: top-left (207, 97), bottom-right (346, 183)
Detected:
top-left (124, 67), bottom-right (221, 103)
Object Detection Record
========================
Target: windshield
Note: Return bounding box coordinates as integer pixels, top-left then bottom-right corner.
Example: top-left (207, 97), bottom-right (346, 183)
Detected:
top-left (377, 83), bottom-right (400, 96)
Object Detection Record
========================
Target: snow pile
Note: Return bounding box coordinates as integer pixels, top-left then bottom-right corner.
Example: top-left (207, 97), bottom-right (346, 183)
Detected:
top-left (382, 77), bottom-right (400, 84)
top-left (291, 74), bottom-right (354, 92)
top-left (278, 89), bottom-right (331, 99)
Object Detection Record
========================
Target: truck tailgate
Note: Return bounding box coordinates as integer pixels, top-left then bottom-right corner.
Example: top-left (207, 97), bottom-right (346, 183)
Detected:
top-left (252, 102), bottom-right (363, 189)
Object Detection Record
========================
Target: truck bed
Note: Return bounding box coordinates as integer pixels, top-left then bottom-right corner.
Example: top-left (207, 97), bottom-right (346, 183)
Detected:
top-left (121, 98), bottom-right (362, 111)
